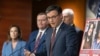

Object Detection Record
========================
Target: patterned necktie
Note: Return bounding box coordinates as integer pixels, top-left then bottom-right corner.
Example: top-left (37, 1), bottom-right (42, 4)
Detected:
top-left (50, 28), bottom-right (56, 56)
top-left (34, 32), bottom-right (42, 53)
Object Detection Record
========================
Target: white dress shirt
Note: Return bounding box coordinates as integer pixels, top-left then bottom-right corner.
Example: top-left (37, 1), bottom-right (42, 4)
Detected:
top-left (36, 28), bottom-right (47, 40)
top-left (55, 21), bottom-right (63, 36)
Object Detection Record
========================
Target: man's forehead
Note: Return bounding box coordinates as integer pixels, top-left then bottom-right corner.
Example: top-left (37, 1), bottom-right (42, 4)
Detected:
top-left (63, 13), bottom-right (69, 16)
top-left (47, 11), bottom-right (58, 16)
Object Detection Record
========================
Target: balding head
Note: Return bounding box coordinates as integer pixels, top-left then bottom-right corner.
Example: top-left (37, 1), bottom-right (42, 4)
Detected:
top-left (62, 8), bottom-right (74, 25)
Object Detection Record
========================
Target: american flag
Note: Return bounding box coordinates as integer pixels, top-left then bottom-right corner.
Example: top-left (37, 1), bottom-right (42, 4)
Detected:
top-left (96, 3), bottom-right (100, 19)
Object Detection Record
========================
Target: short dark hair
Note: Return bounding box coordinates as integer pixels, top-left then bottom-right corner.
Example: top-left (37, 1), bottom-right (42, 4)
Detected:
top-left (45, 5), bottom-right (62, 14)
top-left (37, 12), bottom-right (47, 21)
top-left (37, 12), bottom-right (46, 16)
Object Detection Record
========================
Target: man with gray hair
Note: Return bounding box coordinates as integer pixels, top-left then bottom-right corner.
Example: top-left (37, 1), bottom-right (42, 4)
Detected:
top-left (62, 8), bottom-right (83, 55)
top-left (62, 8), bottom-right (74, 26)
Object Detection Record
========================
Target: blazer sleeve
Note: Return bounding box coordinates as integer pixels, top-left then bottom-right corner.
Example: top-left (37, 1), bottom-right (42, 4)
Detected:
top-left (2, 42), bottom-right (7, 56)
top-left (64, 26), bottom-right (79, 56)
top-left (25, 33), bottom-right (32, 51)
top-left (21, 41), bottom-right (26, 56)
top-left (25, 31), bottom-right (36, 51)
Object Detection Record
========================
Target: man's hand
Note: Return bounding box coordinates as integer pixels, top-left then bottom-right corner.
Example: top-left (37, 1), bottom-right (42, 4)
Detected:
top-left (24, 49), bottom-right (31, 56)
top-left (30, 53), bottom-right (35, 56)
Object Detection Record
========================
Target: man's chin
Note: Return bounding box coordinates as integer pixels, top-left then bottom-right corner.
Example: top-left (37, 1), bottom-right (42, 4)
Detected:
top-left (50, 25), bottom-right (56, 28)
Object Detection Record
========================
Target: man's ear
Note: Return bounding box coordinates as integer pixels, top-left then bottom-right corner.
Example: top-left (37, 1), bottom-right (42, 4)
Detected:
top-left (59, 14), bottom-right (63, 19)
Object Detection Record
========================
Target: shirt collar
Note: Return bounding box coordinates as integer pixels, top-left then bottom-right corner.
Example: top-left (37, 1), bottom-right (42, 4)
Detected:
top-left (39, 28), bottom-right (47, 33)
top-left (56, 21), bottom-right (63, 33)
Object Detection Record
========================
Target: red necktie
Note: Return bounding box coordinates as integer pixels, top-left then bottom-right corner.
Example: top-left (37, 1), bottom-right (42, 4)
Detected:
top-left (50, 28), bottom-right (56, 56)
top-left (34, 32), bottom-right (42, 53)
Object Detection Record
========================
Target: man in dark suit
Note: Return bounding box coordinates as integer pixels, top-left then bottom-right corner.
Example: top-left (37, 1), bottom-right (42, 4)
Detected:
top-left (24, 12), bottom-right (48, 56)
top-left (45, 5), bottom-right (79, 56)
top-left (62, 8), bottom-right (83, 55)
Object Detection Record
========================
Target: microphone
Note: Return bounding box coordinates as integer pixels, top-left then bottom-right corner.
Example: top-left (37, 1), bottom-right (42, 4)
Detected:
top-left (9, 46), bottom-right (25, 56)
top-left (24, 39), bottom-right (36, 56)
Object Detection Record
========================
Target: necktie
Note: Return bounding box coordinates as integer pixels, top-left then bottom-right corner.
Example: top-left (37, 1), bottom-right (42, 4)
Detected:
top-left (34, 32), bottom-right (42, 53)
top-left (50, 28), bottom-right (56, 56)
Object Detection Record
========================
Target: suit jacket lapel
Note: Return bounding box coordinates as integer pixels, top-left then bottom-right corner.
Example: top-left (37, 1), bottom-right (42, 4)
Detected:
top-left (38, 28), bottom-right (49, 47)
top-left (38, 32), bottom-right (46, 47)
top-left (31, 31), bottom-right (38, 50)
top-left (52, 28), bottom-right (62, 50)
top-left (52, 23), bottom-right (67, 49)
top-left (47, 28), bottom-right (53, 54)
top-left (31, 31), bottom-right (39, 42)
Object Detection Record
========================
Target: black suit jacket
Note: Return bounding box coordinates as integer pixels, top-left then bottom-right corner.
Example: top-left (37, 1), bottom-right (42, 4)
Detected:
top-left (72, 24), bottom-right (83, 56)
top-left (46, 23), bottom-right (79, 56)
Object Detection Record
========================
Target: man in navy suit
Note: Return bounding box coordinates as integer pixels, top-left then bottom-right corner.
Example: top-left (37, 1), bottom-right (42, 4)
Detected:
top-left (62, 8), bottom-right (83, 56)
top-left (45, 5), bottom-right (79, 56)
top-left (24, 12), bottom-right (48, 56)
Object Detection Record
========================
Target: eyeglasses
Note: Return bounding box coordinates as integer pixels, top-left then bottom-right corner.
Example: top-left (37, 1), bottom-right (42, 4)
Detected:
top-left (47, 14), bottom-right (59, 19)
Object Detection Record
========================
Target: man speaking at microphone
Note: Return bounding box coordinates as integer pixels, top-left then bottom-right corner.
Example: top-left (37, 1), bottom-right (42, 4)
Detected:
top-left (24, 12), bottom-right (49, 56)
top-left (45, 5), bottom-right (79, 56)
